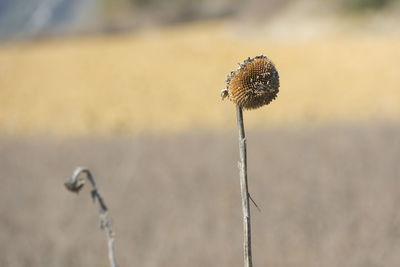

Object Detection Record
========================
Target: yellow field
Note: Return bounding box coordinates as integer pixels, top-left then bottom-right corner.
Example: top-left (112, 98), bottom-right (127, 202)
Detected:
top-left (0, 21), bottom-right (399, 136)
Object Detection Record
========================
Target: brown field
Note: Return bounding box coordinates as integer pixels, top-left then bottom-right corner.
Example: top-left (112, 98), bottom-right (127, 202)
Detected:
top-left (1, 123), bottom-right (400, 267)
top-left (0, 21), bottom-right (400, 136)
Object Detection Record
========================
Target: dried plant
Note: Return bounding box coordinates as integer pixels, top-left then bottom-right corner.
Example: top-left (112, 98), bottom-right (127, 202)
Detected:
top-left (64, 167), bottom-right (118, 267)
top-left (221, 55), bottom-right (279, 110)
top-left (221, 55), bottom-right (280, 267)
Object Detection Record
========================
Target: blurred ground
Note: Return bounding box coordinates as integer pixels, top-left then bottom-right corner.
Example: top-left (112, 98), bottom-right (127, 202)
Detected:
top-left (1, 123), bottom-right (400, 267)
top-left (1, 1), bottom-right (400, 267)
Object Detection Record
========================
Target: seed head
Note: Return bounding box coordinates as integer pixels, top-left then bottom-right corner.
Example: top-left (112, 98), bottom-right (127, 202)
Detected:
top-left (221, 55), bottom-right (279, 110)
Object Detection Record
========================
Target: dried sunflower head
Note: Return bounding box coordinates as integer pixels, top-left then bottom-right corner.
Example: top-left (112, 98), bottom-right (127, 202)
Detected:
top-left (221, 55), bottom-right (279, 110)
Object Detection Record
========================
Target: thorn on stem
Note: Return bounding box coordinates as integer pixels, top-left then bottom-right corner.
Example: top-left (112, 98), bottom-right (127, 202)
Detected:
top-left (249, 194), bottom-right (261, 212)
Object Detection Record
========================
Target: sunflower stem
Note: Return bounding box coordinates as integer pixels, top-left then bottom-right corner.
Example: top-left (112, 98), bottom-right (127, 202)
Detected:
top-left (236, 105), bottom-right (253, 267)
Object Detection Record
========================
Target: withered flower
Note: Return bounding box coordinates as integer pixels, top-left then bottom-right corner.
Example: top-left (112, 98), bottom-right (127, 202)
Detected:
top-left (221, 55), bottom-right (279, 109)
top-left (220, 55), bottom-right (280, 267)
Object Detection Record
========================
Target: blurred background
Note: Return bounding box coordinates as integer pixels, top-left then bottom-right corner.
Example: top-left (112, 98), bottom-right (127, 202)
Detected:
top-left (1, 0), bottom-right (400, 266)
